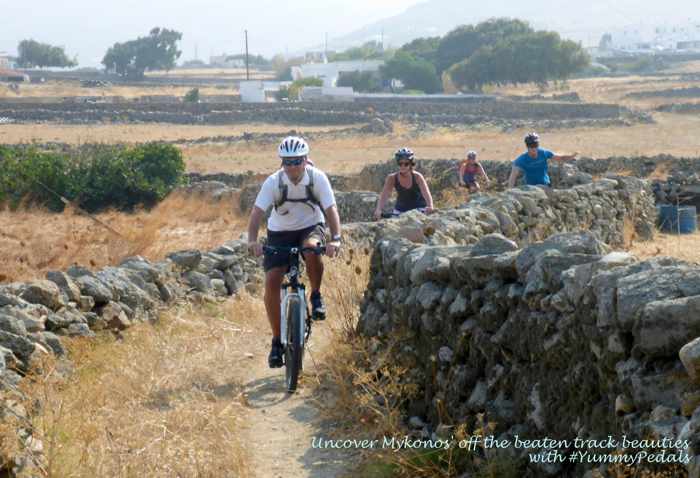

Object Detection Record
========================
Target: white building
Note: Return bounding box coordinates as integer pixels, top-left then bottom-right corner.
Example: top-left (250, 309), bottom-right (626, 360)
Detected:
top-left (239, 80), bottom-right (291, 103)
top-left (290, 60), bottom-right (383, 87)
top-left (299, 86), bottom-right (354, 102)
top-left (209, 54), bottom-right (245, 68)
top-left (0, 52), bottom-right (14, 69)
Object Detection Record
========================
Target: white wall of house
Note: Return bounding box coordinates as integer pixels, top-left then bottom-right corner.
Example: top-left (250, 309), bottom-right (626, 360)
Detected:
top-left (291, 60), bottom-right (383, 87)
top-left (239, 80), bottom-right (290, 102)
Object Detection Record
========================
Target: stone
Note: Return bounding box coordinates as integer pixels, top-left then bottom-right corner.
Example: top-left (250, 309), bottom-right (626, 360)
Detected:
top-left (37, 332), bottom-right (65, 356)
top-left (79, 295), bottom-right (95, 312)
top-left (184, 271), bottom-right (212, 293)
top-left (618, 266), bottom-right (700, 331)
top-left (416, 282), bottom-right (443, 310)
top-left (211, 279), bottom-right (228, 296)
top-left (0, 313), bottom-right (28, 336)
top-left (99, 302), bottom-right (131, 330)
top-left (680, 338), bottom-right (700, 381)
top-left (470, 233), bottom-right (518, 256)
top-left (167, 250), bottom-right (202, 270)
top-left (635, 295), bottom-right (700, 358)
top-left (467, 381), bottom-right (487, 410)
top-left (615, 394), bottom-right (635, 415)
top-left (0, 331), bottom-right (35, 364)
top-left (409, 416), bottom-right (425, 430)
top-left (46, 271), bottom-right (82, 303)
top-left (19, 280), bottom-right (63, 310)
top-left (438, 346), bottom-right (453, 365)
top-left (75, 276), bottom-right (114, 305)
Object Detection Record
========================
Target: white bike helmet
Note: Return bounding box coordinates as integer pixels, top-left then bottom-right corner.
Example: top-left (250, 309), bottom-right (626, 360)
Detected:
top-left (278, 136), bottom-right (309, 158)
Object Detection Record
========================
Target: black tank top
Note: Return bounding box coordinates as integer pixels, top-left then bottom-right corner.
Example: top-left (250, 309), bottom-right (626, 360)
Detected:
top-left (394, 172), bottom-right (427, 212)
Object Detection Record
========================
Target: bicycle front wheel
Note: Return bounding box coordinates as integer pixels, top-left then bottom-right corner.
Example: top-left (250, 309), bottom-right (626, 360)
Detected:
top-left (284, 296), bottom-right (303, 392)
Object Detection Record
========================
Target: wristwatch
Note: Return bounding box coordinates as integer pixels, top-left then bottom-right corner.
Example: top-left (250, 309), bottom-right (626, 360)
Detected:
top-left (331, 234), bottom-right (342, 242)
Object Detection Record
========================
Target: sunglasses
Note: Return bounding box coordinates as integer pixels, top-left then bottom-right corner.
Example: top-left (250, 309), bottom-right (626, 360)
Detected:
top-left (398, 161), bottom-right (411, 167)
top-left (282, 158), bottom-right (304, 166)
top-left (527, 144), bottom-right (539, 149)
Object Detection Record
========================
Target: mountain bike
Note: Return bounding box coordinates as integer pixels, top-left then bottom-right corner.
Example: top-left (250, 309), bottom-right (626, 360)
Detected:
top-left (263, 244), bottom-right (325, 393)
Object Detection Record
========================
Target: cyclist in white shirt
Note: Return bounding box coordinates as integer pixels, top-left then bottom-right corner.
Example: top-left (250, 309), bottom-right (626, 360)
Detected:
top-left (247, 136), bottom-right (342, 368)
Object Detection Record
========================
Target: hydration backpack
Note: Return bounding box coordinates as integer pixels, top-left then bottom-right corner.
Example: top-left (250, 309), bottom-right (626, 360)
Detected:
top-left (273, 168), bottom-right (322, 215)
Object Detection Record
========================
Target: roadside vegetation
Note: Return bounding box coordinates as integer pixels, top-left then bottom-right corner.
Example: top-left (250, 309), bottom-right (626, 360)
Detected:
top-left (0, 143), bottom-right (185, 212)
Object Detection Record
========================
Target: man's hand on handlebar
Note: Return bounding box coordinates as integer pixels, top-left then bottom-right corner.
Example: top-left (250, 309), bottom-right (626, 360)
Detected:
top-left (326, 241), bottom-right (340, 258)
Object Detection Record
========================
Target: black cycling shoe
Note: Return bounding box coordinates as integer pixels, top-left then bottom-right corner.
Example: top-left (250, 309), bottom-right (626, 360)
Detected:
top-left (268, 338), bottom-right (283, 368)
top-left (310, 291), bottom-right (326, 321)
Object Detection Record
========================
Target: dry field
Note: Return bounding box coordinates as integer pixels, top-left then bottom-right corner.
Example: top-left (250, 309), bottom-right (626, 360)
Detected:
top-left (0, 81), bottom-right (237, 99)
top-left (185, 113), bottom-right (700, 175)
top-left (146, 67), bottom-right (274, 80)
top-left (0, 123), bottom-right (360, 145)
top-left (6, 298), bottom-right (253, 477)
top-left (0, 191), bottom-right (248, 284)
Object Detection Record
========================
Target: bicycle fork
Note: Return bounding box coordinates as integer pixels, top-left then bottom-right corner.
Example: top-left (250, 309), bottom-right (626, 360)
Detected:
top-left (279, 287), bottom-right (308, 349)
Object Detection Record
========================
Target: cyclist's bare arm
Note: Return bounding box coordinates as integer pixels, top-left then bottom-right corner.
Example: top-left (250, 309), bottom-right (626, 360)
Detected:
top-left (324, 204), bottom-right (341, 258)
top-left (478, 163), bottom-right (490, 183)
top-left (552, 152), bottom-right (578, 162)
top-left (508, 166), bottom-right (521, 188)
top-left (374, 174), bottom-right (394, 219)
top-left (247, 206), bottom-right (265, 256)
top-left (415, 172), bottom-right (434, 211)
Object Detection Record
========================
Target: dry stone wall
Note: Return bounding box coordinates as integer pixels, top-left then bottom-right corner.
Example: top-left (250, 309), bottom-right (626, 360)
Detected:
top-left (358, 230), bottom-right (700, 476)
top-left (349, 178), bottom-right (700, 476)
top-left (0, 98), bottom-right (629, 127)
top-left (0, 240), bottom-right (260, 390)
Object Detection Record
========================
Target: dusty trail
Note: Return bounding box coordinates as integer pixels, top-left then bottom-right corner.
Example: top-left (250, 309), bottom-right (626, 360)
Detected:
top-left (235, 310), bottom-right (356, 478)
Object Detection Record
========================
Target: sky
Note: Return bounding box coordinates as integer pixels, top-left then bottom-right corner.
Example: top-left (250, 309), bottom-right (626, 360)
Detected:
top-left (0, 0), bottom-right (423, 67)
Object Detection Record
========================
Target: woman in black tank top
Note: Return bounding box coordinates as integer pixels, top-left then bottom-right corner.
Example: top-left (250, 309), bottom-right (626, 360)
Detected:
top-left (374, 148), bottom-right (434, 220)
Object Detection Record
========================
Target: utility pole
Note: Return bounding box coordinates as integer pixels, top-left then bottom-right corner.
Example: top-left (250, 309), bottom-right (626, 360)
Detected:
top-left (244, 29), bottom-right (250, 80)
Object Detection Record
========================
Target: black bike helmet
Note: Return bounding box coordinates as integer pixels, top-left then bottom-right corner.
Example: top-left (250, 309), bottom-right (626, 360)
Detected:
top-left (524, 132), bottom-right (540, 146)
top-left (395, 147), bottom-right (415, 165)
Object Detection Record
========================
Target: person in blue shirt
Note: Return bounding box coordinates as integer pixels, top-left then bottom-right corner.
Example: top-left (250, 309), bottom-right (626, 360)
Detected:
top-left (508, 132), bottom-right (577, 188)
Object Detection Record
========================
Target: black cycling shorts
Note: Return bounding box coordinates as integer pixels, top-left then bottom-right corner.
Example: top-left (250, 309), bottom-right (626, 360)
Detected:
top-left (263, 223), bottom-right (326, 271)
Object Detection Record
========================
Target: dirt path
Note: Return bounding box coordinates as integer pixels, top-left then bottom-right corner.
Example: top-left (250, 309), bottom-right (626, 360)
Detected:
top-left (235, 314), bottom-right (356, 478)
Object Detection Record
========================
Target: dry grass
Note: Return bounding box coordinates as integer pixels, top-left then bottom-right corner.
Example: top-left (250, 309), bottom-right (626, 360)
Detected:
top-left (0, 123), bottom-right (359, 145)
top-left (146, 68), bottom-right (274, 80)
top-left (0, 296), bottom-right (257, 477)
top-left (0, 82), bottom-right (237, 100)
top-left (184, 113), bottom-right (700, 175)
top-left (0, 191), bottom-right (248, 284)
top-left (628, 230), bottom-right (700, 264)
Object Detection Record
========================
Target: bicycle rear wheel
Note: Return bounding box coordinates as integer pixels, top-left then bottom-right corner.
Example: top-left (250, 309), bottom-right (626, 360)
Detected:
top-left (284, 297), bottom-right (303, 392)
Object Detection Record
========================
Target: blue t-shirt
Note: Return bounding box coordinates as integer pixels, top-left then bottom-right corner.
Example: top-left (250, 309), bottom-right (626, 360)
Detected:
top-left (513, 148), bottom-right (554, 185)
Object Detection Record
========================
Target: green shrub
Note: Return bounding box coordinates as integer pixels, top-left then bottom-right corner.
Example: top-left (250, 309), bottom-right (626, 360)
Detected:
top-left (0, 143), bottom-right (185, 212)
top-left (184, 87), bottom-right (200, 103)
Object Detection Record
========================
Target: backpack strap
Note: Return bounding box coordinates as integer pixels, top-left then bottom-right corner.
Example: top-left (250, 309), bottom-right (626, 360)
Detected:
top-left (272, 168), bottom-right (321, 212)
top-left (273, 170), bottom-right (287, 210)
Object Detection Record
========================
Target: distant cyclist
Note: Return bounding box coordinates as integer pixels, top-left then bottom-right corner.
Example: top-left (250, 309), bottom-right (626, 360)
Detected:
top-left (247, 136), bottom-right (342, 368)
top-left (459, 150), bottom-right (490, 193)
top-left (373, 148), bottom-right (435, 220)
top-left (508, 132), bottom-right (577, 188)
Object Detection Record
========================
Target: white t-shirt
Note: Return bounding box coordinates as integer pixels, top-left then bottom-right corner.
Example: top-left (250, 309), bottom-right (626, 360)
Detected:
top-left (254, 166), bottom-right (336, 231)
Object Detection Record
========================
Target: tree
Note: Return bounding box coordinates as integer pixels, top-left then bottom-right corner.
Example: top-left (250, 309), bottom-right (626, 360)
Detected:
top-left (448, 30), bottom-right (589, 91)
top-left (380, 51), bottom-right (441, 93)
top-left (398, 37), bottom-right (440, 65)
top-left (225, 53), bottom-right (271, 67)
top-left (329, 41), bottom-right (389, 61)
top-left (337, 71), bottom-right (382, 92)
top-left (435, 18), bottom-right (533, 74)
top-left (102, 27), bottom-right (182, 79)
top-left (16, 39), bottom-right (77, 68)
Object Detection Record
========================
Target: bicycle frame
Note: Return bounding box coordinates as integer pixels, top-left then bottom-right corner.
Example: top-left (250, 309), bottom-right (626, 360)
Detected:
top-left (279, 249), bottom-right (308, 349)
